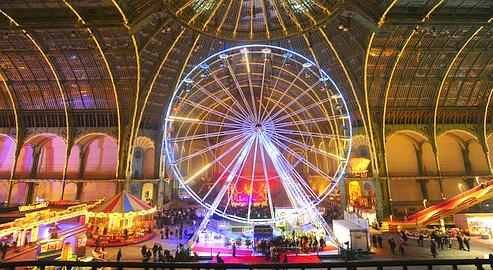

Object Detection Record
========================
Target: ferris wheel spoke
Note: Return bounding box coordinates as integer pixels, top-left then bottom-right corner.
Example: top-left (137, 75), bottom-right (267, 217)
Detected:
top-left (170, 129), bottom-right (243, 143)
top-left (223, 62), bottom-right (257, 121)
top-left (202, 135), bottom-right (256, 202)
top-left (247, 136), bottom-right (259, 221)
top-left (273, 128), bottom-right (350, 140)
top-left (268, 139), bottom-right (322, 200)
top-left (258, 134), bottom-right (307, 212)
top-left (272, 96), bottom-right (331, 124)
top-left (263, 66), bottom-right (307, 122)
top-left (176, 96), bottom-right (244, 125)
top-left (191, 81), bottom-right (249, 121)
top-left (260, 56), bottom-right (288, 121)
top-left (272, 132), bottom-right (346, 161)
top-left (182, 134), bottom-right (250, 185)
top-left (258, 143), bottom-right (276, 220)
top-left (168, 116), bottom-right (244, 130)
top-left (274, 115), bottom-right (348, 129)
top-left (270, 134), bottom-right (338, 179)
top-left (223, 141), bottom-right (254, 215)
top-left (274, 151), bottom-right (320, 200)
top-left (174, 133), bottom-right (246, 164)
top-left (257, 55), bottom-right (268, 122)
top-left (268, 80), bottom-right (321, 121)
top-left (208, 68), bottom-right (252, 120)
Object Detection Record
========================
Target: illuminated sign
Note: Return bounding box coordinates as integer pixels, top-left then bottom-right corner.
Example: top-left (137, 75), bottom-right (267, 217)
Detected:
top-left (19, 202), bottom-right (49, 212)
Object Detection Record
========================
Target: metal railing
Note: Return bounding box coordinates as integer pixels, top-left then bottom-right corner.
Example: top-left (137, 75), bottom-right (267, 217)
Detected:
top-left (0, 258), bottom-right (492, 270)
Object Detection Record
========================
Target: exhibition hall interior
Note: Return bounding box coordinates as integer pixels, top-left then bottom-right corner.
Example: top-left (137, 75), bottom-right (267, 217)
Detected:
top-left (0, 0), bottom-right (492, 268)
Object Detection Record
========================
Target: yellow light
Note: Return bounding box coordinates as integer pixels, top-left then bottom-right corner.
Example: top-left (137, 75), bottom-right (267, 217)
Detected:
top-left (232, 0), bottom-right (243, 37)
top-left (433, 26), bottom-right (484, 181)
top-left (241, 47), bottom-right (251, 74)
top-left (126, 35), bottom-right (142, 179)
top-left (0, 70), bottom-right (18, 182)
top-left (381, 1), bottom-right (446, 179)
top-left (62, 0), bottom-right (122, 181)
top-left (377, 0), bottom-right (399, 27)
top-left (0, 9), bottom-right (71, 196)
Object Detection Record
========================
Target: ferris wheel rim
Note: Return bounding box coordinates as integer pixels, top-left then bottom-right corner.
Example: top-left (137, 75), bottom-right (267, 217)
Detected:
top-left (164, 44), bottom-right (353, 224)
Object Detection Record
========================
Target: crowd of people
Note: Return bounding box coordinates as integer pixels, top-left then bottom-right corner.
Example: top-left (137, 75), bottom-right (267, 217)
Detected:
top-left (139, 243), bottom-right (198, 262)
top-left (256, 231), bottom-right (327, 261)
top-left (155, 207), bottom-right (197, 228)
top-left (372, 228), bottom-right (474, 258)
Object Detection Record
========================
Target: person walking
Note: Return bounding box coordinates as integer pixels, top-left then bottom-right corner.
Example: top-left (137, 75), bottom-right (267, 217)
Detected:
top-left (399, 243), bottom-right (407, 258)
top-left (377, 235), bottom-right (383, 248)
top-left (463, 237), bottom-right (470, 251)
top-left (457, 235), bottom-right (465, 250)
top-left (418, 234), bottom-right (424, 247)
top-left (116, 248), bottom-right (122, 262)
top-left (165, 226), bottom-right (169, 239)
top-left (388, 238), bottom-right (396, 255)
top-left (430, 241), bottom-right (438, 258)
top-left (1, 243), bottom-right (7, 260)
top-left (372, 235), bottom-right (377, 248)
top-left (232, 243), bottom-right (237, 257)
top-left (141, 245), bottom-right (147, 261)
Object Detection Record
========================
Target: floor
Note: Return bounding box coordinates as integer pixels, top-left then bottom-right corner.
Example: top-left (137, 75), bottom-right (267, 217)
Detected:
top-left (4, 229), bottom-right (493, 270)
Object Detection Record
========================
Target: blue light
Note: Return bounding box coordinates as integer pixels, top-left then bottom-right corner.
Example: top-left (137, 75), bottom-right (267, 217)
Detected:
top-left (163, 44), bottom-right (353, 224)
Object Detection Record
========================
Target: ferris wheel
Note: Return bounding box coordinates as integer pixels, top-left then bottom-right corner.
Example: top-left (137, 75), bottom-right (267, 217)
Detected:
top-left (164, 45), bottom-right (352, 228)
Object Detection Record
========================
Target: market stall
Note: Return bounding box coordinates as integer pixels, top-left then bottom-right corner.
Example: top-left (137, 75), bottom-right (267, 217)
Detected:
top-left (86, 191), bottom-right (156, 246)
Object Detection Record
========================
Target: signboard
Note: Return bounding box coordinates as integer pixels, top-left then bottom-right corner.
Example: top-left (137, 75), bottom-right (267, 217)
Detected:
top-left (19, 202), bottom-right (49, 212)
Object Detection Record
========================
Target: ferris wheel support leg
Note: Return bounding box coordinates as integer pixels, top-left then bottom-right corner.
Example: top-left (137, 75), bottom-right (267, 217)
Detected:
top-left (258, 133), bottom-right (339, 246)
top-left (187, 136), bottom-right (256, 248)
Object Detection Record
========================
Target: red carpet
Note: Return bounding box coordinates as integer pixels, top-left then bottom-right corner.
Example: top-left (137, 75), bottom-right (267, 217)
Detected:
top-left (213, 255), bottom-right (320, 264)
top-left (192, 246), bottom-right (253, 256)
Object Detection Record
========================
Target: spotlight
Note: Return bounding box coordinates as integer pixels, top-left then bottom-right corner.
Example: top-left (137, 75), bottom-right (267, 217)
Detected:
top-left (343, 26), bottom-right (349, 32)
top-left (302, 62), bottom-right (312, 68)
top-left (338, 23), bottom-right (344, 30)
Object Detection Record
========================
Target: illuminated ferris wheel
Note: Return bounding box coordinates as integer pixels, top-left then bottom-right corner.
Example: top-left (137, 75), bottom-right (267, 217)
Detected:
top-left (164, 45), bottom-right (352, 227)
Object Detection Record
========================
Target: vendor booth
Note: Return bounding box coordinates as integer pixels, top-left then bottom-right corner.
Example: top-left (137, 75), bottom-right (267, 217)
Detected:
top-left (87, 191), bottom-right (156, 246)
top-left (454, 213), bottom-right (493, 239)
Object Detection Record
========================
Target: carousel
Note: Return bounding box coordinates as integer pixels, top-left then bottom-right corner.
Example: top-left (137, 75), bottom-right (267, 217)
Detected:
top-left (86, 191), bottom-right (156, 246)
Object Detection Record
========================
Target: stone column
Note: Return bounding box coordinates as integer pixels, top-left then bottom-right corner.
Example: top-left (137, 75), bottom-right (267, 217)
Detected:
top-left (26, 145), bottom-right (41, 205)
top-left (75, 147), bottom-right (89, 201)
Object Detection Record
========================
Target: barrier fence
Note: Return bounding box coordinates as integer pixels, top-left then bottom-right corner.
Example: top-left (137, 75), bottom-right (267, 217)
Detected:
top-left (0, 258), bottom-right (492, 270)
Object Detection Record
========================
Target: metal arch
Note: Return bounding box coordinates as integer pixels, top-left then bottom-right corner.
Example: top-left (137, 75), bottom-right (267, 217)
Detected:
top-left (0, 65), bottom-right (20, 206)
top-left (483, 84), bottom-right (493, 175)
top-left (62, 0), bottom-right (122, 181)
top-left (377, 0), bottom-right (400, 27)
top-left (158, 34), bottom-right (202, 180)
top-left (318, 28), bottom-right (370, 152)
top-left (0, 10), bottom-right (71, 200)
top-left (433, 25), bottom-right (485, 178)
top-left (381, 0), bottom-right (445, 180)
top-left (133, 29), bottom-right (187, 179)
top-left (362, 0), bottom-right (400, 212)
top-left (107, 0), bottom-right (142, 183)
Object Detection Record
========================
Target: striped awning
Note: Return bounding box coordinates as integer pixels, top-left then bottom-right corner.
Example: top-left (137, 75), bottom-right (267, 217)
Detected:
top-left (92, 191), bottom-right (152, 213)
